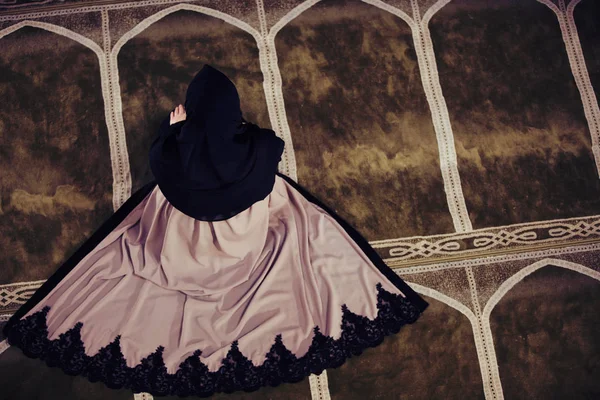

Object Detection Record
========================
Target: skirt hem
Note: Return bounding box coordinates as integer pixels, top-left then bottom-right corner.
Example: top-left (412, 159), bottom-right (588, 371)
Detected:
top-left (6, 282), bottom-right (422, 397)
top-left (4, 174), bottom-right (429, 396)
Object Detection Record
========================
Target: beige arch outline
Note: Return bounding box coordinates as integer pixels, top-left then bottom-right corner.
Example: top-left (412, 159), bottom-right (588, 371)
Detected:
top-left (406, 281), bottom-right (501, 399)
top-left (536, 0), bottom-right (600, 175)
top-left (0, 314), bottom-right (11, 356)
top-left (0, 20), bottom-right (103, 52)
top-left (264, 0), bottom-right (411, 184)
top-left (267, 0), bottom-right (473, 232)
top-left (483, 258), bottom-right (600, 317)
top-left (481, 258), bottom-right (600, 399)
top-left (0, 20), bottom-right (128, 211)
top-left (107, 3), bottom-right (263, 202)
top-left (268, 0), bottom-right (415, 35)
top-left (422, 0), bottom-right (452, 25)
top-left (111, 3), bottom-right (261, 56)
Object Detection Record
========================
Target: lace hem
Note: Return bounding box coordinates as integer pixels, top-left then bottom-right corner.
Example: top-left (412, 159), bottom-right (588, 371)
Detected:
top-left (6, 283), bottom-right (422, 397)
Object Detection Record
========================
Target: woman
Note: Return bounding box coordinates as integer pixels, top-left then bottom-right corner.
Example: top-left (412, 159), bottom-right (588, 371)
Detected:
top-left (4, 65), bottom-right (427, 397)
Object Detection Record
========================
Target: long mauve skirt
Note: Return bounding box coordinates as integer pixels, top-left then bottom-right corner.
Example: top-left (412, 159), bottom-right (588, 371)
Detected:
top-left (4, 173), bottom-right (427, 397)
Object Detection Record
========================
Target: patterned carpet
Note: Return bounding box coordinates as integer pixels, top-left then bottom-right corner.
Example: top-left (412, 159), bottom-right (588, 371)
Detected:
top-left (0, 0), bottom-right (599, 399)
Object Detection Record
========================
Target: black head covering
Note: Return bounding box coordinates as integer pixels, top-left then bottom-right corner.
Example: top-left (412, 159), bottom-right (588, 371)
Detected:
top-left (149, 65), bottom-right (284, 221)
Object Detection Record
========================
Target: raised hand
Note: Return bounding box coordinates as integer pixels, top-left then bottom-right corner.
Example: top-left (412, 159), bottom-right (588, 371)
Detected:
top-left (170, 104), bottom-right (187, 125)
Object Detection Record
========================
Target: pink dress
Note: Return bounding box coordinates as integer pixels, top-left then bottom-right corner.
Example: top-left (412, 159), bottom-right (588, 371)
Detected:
top-left (4, 173), bottom-right (427, 397)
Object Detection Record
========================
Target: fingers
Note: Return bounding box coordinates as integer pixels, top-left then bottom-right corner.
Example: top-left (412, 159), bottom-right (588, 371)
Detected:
top-left (172, 105), bottom-right (185, 115)
top-left (169, 104), bottom-right (187, 125)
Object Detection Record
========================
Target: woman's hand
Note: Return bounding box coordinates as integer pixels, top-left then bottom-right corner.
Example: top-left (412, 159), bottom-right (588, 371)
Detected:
top-left (170, 104), bottom-right (187, 125)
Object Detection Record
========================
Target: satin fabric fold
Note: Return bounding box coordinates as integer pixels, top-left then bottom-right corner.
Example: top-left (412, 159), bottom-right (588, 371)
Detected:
top-left (19, 176), bottom-right (407, 373)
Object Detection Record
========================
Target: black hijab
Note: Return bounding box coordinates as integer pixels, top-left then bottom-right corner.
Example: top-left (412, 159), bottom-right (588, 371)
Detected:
top-left (149, 65), bottom-right (284, 221)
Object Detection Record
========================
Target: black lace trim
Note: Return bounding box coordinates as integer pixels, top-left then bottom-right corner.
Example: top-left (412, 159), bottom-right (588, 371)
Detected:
top-left (276, 173), bottom-right (429, 314)
top-left (7, 283), bottom-right (421, 397)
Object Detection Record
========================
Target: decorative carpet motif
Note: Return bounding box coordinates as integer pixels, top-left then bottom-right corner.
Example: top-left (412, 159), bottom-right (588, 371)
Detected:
top-left (0, 0), bottom-right (599, 399)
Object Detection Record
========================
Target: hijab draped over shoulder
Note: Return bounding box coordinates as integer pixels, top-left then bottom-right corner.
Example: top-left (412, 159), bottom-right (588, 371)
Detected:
top-left (149, 65), bottom-right (284, 221)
